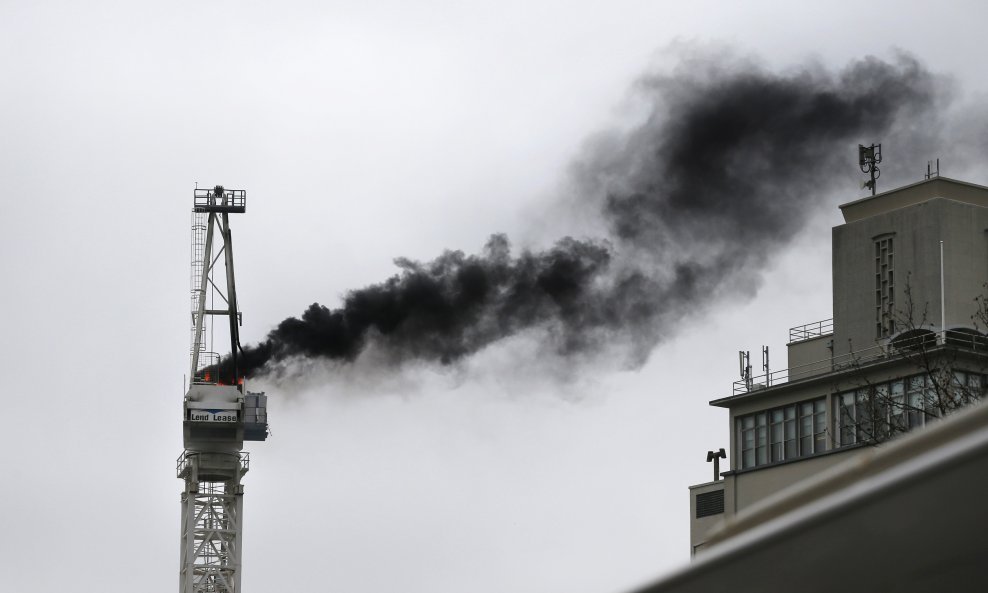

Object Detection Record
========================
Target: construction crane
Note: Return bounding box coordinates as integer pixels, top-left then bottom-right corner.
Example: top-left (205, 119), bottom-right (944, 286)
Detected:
top-left (178, 186), bottom-right (269, 593)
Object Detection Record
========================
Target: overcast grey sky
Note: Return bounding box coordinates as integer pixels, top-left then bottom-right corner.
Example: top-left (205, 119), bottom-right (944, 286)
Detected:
top-left (2, 2), bottom-right (988, 592)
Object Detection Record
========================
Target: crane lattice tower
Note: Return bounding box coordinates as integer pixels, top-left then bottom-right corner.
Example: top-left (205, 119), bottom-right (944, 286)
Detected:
top-left (178, 186), bottom-right (269, 593)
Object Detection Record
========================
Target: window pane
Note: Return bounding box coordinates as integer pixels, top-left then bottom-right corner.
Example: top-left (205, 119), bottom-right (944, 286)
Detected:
top-left (909, 376), bottom-right (925, 392)
top-left (855, 391), bottom-right (872, 442)
top-left (800, 400), bottom-right (814, 451)
top-left (969, 374), bottom-right (983, 391)
top-left (874, 384), bottom-right (889, 439)
top-left (801, 414), bottom-right (812, 441)
top-left (800, 435), bottom-right (812, 455)
top-left (756, 424), bottom-right (767, 465)
top-left (838, 395), bottom-right (855, 446)
top-left (908, 388), bottom-right (924, 429)
top-left (771, 424), bottom-right (783, 462)
top-left (814, 401), bottom-right (827, 452)
top-left (891, 393), bottom-right (906, 432)
top-left (924, 381), bottom-right (939, 418)
top-left (784, 417), bottom-right (796, 440)
top-left (843, 392), bottom-right (856, 407)
top-left (800, 399), bottom-right (814, 455)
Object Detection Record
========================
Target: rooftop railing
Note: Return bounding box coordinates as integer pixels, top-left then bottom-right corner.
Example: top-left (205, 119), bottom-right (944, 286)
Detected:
top-left (789, 318), bottom-right (834, 343)
top-left (733, 329), bottom-right (988, 396)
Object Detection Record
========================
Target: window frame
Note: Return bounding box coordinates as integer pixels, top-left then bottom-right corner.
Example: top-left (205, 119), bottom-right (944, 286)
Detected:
top-left (736, 396), bottom-right (827, 470)
top-left (833, 371), bottom-right (985, 448)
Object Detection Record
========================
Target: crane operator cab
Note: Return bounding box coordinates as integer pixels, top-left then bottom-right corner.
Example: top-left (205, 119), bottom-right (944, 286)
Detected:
top-left (183, 383), bottom-right (269, 453)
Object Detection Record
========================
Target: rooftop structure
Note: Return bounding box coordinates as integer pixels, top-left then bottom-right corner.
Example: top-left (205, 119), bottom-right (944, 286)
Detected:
top-left (684, 176), bottom-right (988, 559)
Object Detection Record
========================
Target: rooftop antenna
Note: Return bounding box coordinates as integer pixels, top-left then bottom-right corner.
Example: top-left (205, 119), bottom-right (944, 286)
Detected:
top-left (762, 346), bottom-right (771, 386)
top-left (739, 350), bottom-right (752, 391)
top-left (859, 143), bottom-right (882, 195)
top-left (926, 158), bottom-right (940, 180)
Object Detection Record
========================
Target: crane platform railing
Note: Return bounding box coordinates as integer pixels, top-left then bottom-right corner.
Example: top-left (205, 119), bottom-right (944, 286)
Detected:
top-left (193, 187), bottom-right (245, 213)
top-left (177, 451), bottom-right (250, 479)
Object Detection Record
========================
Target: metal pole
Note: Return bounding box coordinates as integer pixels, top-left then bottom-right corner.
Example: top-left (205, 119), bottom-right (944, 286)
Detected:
top-left (763, 346), bottom-right (771, 386)
top-left (221, 213), bottom-right (240, 383)
top-left (941, 240), bottom-right (946, 344)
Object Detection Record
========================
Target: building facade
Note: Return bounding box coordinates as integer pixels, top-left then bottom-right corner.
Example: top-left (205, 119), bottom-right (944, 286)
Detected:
top-left (688, 177), bottom-right (988, 555)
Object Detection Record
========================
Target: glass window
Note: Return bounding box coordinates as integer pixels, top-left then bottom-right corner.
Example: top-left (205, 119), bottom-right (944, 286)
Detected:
top-left (890, 379), bottom-right (905, 432)
top-left (968, 373), bottom-right (984, 394)
top-left (755, 412), bottom-right (768, 466)
top-left (799, 402), bottom-right (813, 455)
top-left (924, 376), bottom-right (940, 419)
top-left (832, 371), bottom-right (986, 449)
top-left (770, 409), bottom-right (784, 462)
top-left (855, 389), bottom-right (873, 442)
top-left (873, 384), bottom-right (890, 439)
top-left (907, 377), bottom-right (924, 429)
top-left (813, 399), bottom-right (827, 452)
top-left (740, 415), bottom-right (755, 469)
top-left (838, 392), bottom-right (856, 446)
top-left (736, 397), bottom-right (827, 469)
top-left (784, 406), bottom-right (797, 458)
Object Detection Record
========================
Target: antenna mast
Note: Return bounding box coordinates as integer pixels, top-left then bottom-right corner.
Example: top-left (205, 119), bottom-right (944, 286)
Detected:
top-left (859, 143), bottom-right (882, 196)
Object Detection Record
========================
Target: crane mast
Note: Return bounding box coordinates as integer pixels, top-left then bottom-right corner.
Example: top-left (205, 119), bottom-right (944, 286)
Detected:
top-left (179, 186), bottom-right (268, 593)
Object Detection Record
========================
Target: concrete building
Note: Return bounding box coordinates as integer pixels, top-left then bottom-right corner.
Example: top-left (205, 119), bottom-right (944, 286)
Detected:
top-left (647, 394), bottom-right (988, 592)
top-left (685, 176), bottom-right (988, 556)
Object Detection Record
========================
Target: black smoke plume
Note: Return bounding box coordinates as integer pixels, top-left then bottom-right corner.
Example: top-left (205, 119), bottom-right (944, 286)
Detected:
top-left (215, 52), bottom-right (945, 380)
